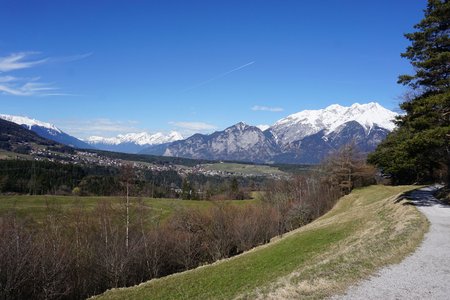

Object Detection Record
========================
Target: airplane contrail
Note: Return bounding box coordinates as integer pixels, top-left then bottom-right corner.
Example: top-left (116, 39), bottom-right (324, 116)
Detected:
top-left (183, 61), bottom-right (255, 92)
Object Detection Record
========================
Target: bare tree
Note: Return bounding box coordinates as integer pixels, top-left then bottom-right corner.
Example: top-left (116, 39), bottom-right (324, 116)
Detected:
top-left (320, 142), bottom-right (376, 195)
top-left (120, 163), bottom-right (135, 253)
top-left (204, 204), bottom-right (236, 260)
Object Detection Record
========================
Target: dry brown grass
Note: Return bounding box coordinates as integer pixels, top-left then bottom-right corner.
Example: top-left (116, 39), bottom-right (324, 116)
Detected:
top-left (247, 186), bottom-right (428, 300)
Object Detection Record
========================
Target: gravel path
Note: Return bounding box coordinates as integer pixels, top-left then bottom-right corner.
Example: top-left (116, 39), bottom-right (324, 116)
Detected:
top-left (333, 185), bottom-right (450, 300)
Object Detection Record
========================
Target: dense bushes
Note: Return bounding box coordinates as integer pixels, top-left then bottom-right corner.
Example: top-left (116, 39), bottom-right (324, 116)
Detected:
top-left (0, 171), bottom-right (344, 300)
top-left (0, 202), bottom-right (274, 299)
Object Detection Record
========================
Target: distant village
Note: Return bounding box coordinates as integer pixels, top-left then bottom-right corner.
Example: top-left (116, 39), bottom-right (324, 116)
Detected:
top-left (28, 148), bottom-right (286, 179)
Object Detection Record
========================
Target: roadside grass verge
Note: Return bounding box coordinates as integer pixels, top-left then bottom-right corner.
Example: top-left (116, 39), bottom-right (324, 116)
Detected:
top-left (92, 185), bottom-right (427, 300)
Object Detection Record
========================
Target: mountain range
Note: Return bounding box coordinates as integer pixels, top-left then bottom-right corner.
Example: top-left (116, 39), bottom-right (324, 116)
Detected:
top-left (0, 114), bottom-right (184, 153)
top-left (0, 102), bottom-right (398, 164)
top-left (86, 131), bottom-right (183, 153)
top-left (146, 102), bottom-right (398, 163)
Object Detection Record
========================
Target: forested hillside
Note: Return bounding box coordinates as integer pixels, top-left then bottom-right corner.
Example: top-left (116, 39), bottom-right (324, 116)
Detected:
top-left (0, 118), bottom-right (72, 154)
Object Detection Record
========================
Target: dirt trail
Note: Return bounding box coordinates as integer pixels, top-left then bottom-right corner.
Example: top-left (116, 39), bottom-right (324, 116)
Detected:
top-left (332, 185), bottom-right (450, 300)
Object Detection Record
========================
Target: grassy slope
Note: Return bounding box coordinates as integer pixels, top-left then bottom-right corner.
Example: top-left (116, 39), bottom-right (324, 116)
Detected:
top-left (92, 185), bottom-right (428, 300)
top-left (0, 195), bottom-right (257, 222)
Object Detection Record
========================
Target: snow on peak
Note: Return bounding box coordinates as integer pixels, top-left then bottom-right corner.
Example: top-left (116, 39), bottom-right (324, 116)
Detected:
top-left (271, 102), bottom-right (398, 145)
top-left (86, 131), bottom-right (184, 146)
top-left (168, 132), bottom-right (184, 142)
top-left (0, 114), bottom-right (62, 133)
top-left (256, 124), bottom-right (270, 131)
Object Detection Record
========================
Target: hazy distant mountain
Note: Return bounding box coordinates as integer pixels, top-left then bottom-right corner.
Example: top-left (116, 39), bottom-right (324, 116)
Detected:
top-left (86, 131), bottom-right (183, 154)
top-left (158, 102), bottom-right (398, 164)
top-left (163, 122), bottom-right (279, 163)
top-left (0, 114), bottom-right (94, 149)
top-left (138, 143), bottom-right (173, 156)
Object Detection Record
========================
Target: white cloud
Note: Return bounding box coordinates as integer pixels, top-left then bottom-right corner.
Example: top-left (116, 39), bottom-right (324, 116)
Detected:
top-left (0, 79), bottom-right (64, 97)
top-left (0, 52), bottom-right (48, 72)
top-left (169, 122), bottom-right (217, 132)
top-left (251, 105), bottom-right (284, 112)
top-left (0, 51), bottom-right (90, 97)
top-left (55, 118), bottom-right (142, 139)
top-left (0, 75), bottom-right (17, 83)
top-left (256, 124), bottom-right (270, 131)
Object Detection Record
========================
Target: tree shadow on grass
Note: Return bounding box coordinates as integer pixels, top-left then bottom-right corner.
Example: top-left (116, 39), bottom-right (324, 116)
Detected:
top-left (395, 185), bottom-right (450, 208)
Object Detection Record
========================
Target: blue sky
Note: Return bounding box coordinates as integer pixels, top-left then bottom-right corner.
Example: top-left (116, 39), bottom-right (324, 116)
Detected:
top-left (0, 0), bottom-right (425, 138)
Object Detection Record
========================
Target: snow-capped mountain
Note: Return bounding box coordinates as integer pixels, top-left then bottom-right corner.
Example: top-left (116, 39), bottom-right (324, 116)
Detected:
top-left (269, 102), bottom-right (397, 147)
top-left (86, 131), bottom-right (183, 153)
top-left (0, 114), bottom-right (94, 149)
top-left (0, 117), bottom-right (71, 154)
top-left (157, 102), bottom-right (398, 164)
top-left (163, 122), bottom-right (279, 162)
top-left (274, 121), bottom-right (393, 164)
top-left (0, 114), bottom-right (61, 134)
top-left (87, 131), bottom-right (183, 146)
top-left (1, 102), bottom-right (397, 163)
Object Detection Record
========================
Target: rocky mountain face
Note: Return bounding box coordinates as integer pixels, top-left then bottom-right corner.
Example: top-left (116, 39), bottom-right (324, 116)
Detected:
top-left (163, 122), bottom-right (279, 163)
top-left (155, 102), bottom-right (398, 164)
top-left (1, 102), bottom-right (397, 164)
top-left (274, 121), bottom-right (391, 164)
top-left (0, 114), bottom-right (94, 149)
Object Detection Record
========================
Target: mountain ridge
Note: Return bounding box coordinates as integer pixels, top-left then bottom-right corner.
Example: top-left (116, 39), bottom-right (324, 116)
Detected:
top-left (85, 131), bottom-right (184, 153)
top-left (0, 114), bottom-right (94, 149)
top-left (1, 102), bottom-right (398, 164)
top-left (86, 131), bottom-right (183, 146)
top-left (156, 102), bottom-right (398, 163)
top-left (0, 118), bottom-right (74, 154)
top-left (269, 102), bottom-right (397, 146)
top-left (162, 122), bottom-right (279, 163)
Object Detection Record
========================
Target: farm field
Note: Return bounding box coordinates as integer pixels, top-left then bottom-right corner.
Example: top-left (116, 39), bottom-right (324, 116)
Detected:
top-left (0, 195), bottom-right (258, 222)
top-left (204, 162), bottom-right (287, 176)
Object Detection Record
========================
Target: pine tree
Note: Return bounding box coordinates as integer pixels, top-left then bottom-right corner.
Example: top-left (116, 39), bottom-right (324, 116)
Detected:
top-left (369, 0), bottom-right (450, 184)
top-left (398, 0), bottom-right (450, 92)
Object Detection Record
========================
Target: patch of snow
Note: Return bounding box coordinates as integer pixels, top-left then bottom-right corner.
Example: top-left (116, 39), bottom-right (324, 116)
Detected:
top-left (256, 124), bottom-right (270, 131)
top-left (0, 114), bottom-right (62, 133)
